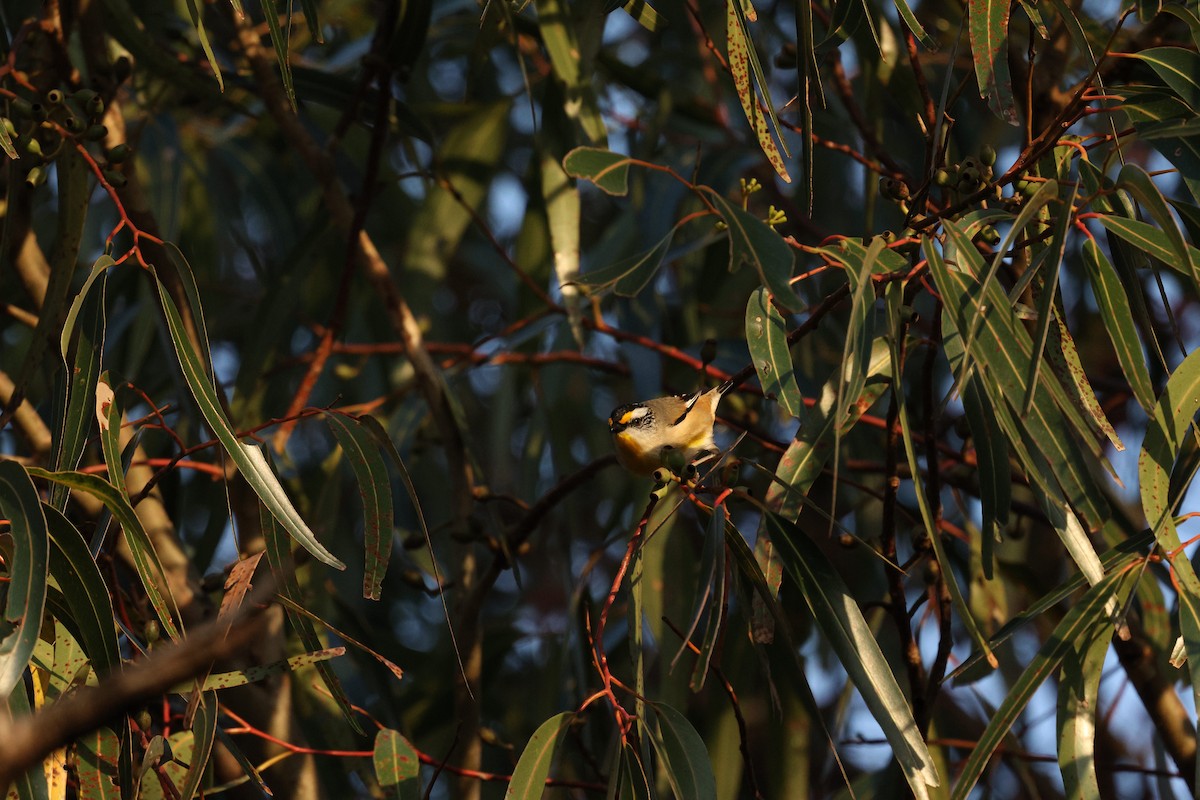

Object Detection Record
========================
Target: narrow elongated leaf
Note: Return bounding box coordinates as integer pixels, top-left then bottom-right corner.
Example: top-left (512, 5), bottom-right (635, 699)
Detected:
top-left (43, 506), bottom-right (119, 676)
top-left (52, 262), bottom-right (107, 510)
top-left (892, 0), bottom-right (936, 48)
top-left (29, 468), bottom-right (182, 642)
top-left (622, 0), bottom-right (665, 31)
top-left (950, 569), bottom-right (1131, 799)
top-left (258, 0), bottom-right (295, 108)
top-left (650, 703), bottom-right (718, 800)
top-left (151, 269), bottom-right (344, 569)
top-left (1139, 346), bottom-right (1200, 767)
top-left (1021, 183), bottom-right (1076, 415)
top-left (838, 236), bottom-right (883, 428)
top-left (1126, 47), bottom-right (1200, 110)
top-left (960, 379), bottom-right (1009, 575)
top-left (1045, 309), bottom-right (1123, 452)
top-left (766, 340), bottom-right (892, 521)
top-left (543, 147), bottom-right (584, 343)
top-left (1084, 235), bottom-right (1156, 412)
top-left (768, 513), bottom-right (940, 797)
top-left (886, 290), bottom-right (996, 666)
top-left (374, 729), bottom-right (420, 789)
top-left (704, 191), bottom-right (801, 311)
top-left (687, 505), bottom-right (727, 690)
top-left (726, 1), bottom-right (790, 182)
top-left (745, 288), bottom-right (802, 416)
top-left (175, 647), bottom-right (345, 693)
top-left (949, 530), bottom-right (1153, 683)
top-left (1095, 214), bottom-right (1200, 280)
top-left (953, 179), bottom-right (1057, 393)
top-left (968, 0), bottom-right (1018, 123)
top-left (536, 0), bottom-right (605, 141)
top-left (505, 712), bottom-right (573, 799)
top-left (178, 692), bottom-right (218, 800)
top-left (262, 506), bottom-right (363, 735)
top-left (1116, 164), bottom-right (1200, 295)
top-left (930, 226), bottom-right (1110, 530)
top-left (1057, 607), bottom-right (1110, 800)
top-left (563, 147), bottom-right (630, 196)
top-left (183, 0), bottom-right (224, 91)
top-left (324, 412), bottom-right (394, 600)
top-left (0, 462), bottom-right (49, 698)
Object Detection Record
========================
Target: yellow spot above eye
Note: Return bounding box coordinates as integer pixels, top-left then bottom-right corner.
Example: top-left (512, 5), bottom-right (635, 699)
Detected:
top-left (619, 411), bottom-right (635, 425)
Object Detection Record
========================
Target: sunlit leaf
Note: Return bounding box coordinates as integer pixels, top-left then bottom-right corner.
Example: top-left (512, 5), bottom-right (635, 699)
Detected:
top-left (152, 268), bottom-right (344, 569)
top-left (505, 712), bottom-right (573, 799)
top-left (178, 693), bottom-right (218, 800)
top-left (1125, 47), bottom-right (1200, 111)
top-left (182, 0), bottom-right (224, 91)
top-left (745, 287), bottom-right (802, 416)
top-left (536, 0), bottom-right (606, 142)
top-left (374, 729), bottom-right (420, 790)
top-left (768, 513), bottom-right (941, 797)
top-left (968, 0), bottom-right (1018, 123)
top-left (1057, 607), bottom-right (1110, 800)
top-left (726, 1), bottom-right (790, 182)
top-left (950, 569), bottom-right (1133, 799)
top-left (173, 648), bottom-right (346, 693)
top-left (563, 146), bottom-right (630, 196)
top-left (621, 0), bottom-right (666, 31)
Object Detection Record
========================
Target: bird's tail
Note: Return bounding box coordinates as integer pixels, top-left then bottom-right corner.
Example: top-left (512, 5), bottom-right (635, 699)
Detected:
top-left (717, 377), bottom-right (736, 395)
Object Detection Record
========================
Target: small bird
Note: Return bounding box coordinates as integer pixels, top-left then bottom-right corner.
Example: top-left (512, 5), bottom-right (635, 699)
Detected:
top-left (607, 380), bottom-right (735, 476)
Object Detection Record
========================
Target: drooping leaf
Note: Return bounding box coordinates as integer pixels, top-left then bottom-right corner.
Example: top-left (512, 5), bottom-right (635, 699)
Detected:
top-left (649, 703), bottom-right (718, 800)
top-left (29, 468), bottom-right (183, 643)
top-left (324, 412), bottom-right (394, 601)
top-left (151, 268), bottom-right (344, 569)
top-left (1057, 605), bottom-right (1111, 800)
top-left (0, 461), bottom-right (49, 698)
top-left (258, 0), bottom-right (295, 108)
top-left (768, 513), bottom-right (941, 797)
top-left (574, 224), bottom-right (678, 297)
top-left (505, 712), bottom-right (574, 799)
top-left (1116, 164), bottom-right (1200, 296)
top-left (745, 287), bottom-right (802, 416)
top-left (536, 0), bottom-right (606, 142)
top-left (968, 0), bottom-right (1018, 123)
top-left (704, 190), bottom-right (801, 311)
top-left (178, 693), bottom-right (218, 800)
top-left (726, 0), bottom-right (790, 182)
top-left (1125, 47), bottom-right (1200, 111)
top-left (374, 729), bottom-right (420, 790)
top-left (43, 506), bottom-right (120, 677)
top-left (261, 505), bottom-right (363, 735)
top-left (182, 0), bottom-right (224, 91)
top-left (950, 569), bottom-right (1133, 799)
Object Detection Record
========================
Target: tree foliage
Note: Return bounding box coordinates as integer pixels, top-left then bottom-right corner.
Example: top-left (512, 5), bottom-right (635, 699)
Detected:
top-left (1, 0), bottom-right (1200, 797)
